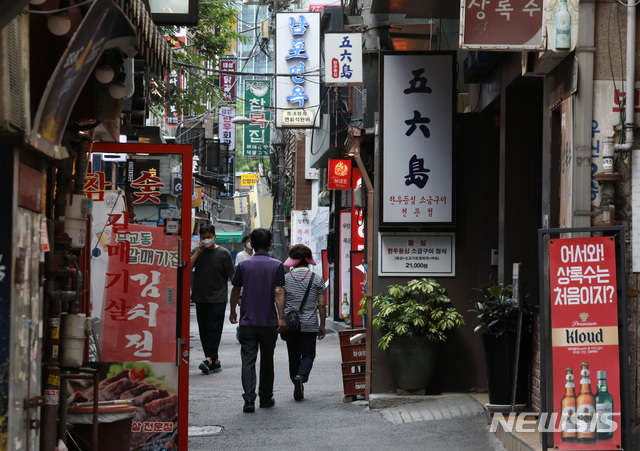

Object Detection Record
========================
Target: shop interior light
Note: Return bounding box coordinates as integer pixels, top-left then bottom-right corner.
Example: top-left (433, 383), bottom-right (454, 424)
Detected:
top-left (47, 12), bottom-right (71, 36)
top-left (94, 65), bottom-right (115, 84)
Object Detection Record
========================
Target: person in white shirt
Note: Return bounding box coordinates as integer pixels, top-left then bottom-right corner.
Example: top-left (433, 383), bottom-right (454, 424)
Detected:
top-left (235, 235), bottom-right (254, 265)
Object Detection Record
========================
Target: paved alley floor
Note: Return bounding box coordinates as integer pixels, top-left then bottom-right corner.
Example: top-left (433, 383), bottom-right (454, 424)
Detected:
top-left (187, 303), bottom-right (505, 451)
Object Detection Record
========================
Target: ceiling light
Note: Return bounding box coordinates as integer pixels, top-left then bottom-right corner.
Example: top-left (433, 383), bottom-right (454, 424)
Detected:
top-left (47, 13), bottom-right (71, 36)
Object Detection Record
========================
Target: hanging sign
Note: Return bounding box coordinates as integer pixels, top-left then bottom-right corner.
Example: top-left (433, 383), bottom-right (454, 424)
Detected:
top-left (328, 159), bottom-right (351, 190)
top-left (219, 106), bottom-right (236, 151)
top-left (243, 80), bottom-right (271, 157)
top-left (324, 32), bottom-right (363, 86)
top-left (548, 236), bottom-right (622, 449)
top-left (275, 12), bottom-right (321, 128)
top-left (219, 58), bottom-right (237, 103)
top-left (381, 52), bottom-right (453, 224)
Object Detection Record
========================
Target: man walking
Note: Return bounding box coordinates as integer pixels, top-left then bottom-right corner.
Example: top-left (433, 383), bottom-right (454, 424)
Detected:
top-left (191, 224), bottom-right (235, 374)
top-left (235, 235), bottom-right (254, 265)
top-left (229, 228), bottom-right (286, 413)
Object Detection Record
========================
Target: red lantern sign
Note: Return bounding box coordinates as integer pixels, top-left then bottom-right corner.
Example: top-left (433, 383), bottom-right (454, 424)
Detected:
top-left (328, 159), bottom-right (352, 190)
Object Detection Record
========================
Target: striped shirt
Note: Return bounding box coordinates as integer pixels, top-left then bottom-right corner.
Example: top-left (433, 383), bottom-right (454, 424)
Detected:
top-left (284, 268), bottom-right (326, 332)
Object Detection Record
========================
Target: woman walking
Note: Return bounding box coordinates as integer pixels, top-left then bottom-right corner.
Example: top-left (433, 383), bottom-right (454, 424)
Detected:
top-left (283, 244), bottom-right (326, 401)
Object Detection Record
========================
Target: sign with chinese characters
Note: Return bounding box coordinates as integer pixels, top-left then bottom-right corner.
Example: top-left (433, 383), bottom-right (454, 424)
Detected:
top-left (381, 52), bottom-right (454, 224)
top-left (328, 159), bottom-right (352, 190)
top-left (219, 58), bottom-right (237, 103)
top-left (243, 80), bottom-right (271, 157)
top-left (548, 236), bottom-right (622, 449)
top-left (460, 0), bottom-right (544, 49)
top-left (275, 12), bottom-right (321, 128)
top-left (219, 106), bottom-right (236, 151)
top-left (378, 232), bottom-right (455, 277)
top-left (101, 223), bottom-right (179, 362)
top-left (324, 32), bottom-right (363, 86)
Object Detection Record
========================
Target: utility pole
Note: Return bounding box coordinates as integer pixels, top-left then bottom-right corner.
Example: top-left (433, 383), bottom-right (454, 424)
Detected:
top-left (270, 138), bottom-right (288, 262)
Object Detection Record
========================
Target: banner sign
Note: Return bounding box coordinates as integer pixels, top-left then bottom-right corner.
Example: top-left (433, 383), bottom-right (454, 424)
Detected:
top-left (381, 52), bottom-right (454, 224)
top-left (218, 154), bottom-right (236, 198)
top-left (324, 32), bottom-right (363, 86)
top-left (352, 167), bottom-right (364, 251)
top-left (219, 106), bottom-right (236, 151)
top-left (340, 210), bottom-right (351, 319)
top-left (460, 0), bottom-right (544, 49)
top-left (240, 173), bottom-right (260, 186)
top-left (548, 236), bottom-right (622, 449)
top-left (243, 80), bottom-right (271, 157)
top-left (275, 12), bottom-right (321, 128)
top-left (351, 250), bottom-right (365, 328)
top-left (101, 223), bottom-right (178, 362)
top-left (328, 159), bottom-right (352, 190)
top-left (378, 232), bottom-right (455, 277)
top-left (219, 58), bottom-right (237, 103)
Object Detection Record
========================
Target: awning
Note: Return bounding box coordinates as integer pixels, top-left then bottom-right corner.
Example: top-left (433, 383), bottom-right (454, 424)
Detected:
top-left (216, 232), bottom-right (244, 243)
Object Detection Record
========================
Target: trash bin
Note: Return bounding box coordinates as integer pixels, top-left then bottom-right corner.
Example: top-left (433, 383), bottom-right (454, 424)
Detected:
top-left (66, 404), bottom-right (137, 451)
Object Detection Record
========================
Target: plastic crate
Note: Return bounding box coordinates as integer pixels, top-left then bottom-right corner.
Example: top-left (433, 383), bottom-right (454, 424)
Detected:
top-left (340, 343), bottom-right (366, 363)
top-left (342, 374), bottom-right (366, 396)
top-left (341, 361), bottom-right (365, 376)
top-left (338, 328), bottom-right (366, 346)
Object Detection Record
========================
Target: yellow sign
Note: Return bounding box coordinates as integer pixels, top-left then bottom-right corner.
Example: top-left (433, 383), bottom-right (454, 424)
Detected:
top-left (241, 174), bottom-right (260, 186)
top-left (192, 187), bottom-right (202, 207)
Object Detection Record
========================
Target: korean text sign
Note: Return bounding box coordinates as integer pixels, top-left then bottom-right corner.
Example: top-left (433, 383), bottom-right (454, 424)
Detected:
top-left (328, 159), bottom-right (352, 190)
top-left (548, 236), bottom-right (621, 449)
top-left (460, 0), bottom-right (544, 49)
top-left (243, 80), bottom-right (271, 157)
top-left (324, 32), bottom-right (363, 86)
top-left (101, 223), bottom-right (178, 362)
top-left (378, 232), bottom-right (455, 277)
top-left (219, 58), bottom-right (237, 103)
top-left (381, 53), bottom-right (453, 224)
top-left (275, 12), bottom-right (321, 128)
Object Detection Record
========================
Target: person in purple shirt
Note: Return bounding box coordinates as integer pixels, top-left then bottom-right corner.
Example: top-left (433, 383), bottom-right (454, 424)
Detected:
top-left (229, 228), bottom-right (286, 413)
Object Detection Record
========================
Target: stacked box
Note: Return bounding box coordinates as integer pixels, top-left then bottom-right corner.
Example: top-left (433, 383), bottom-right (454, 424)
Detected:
top-left (338, 328), bottom-right (366, 396)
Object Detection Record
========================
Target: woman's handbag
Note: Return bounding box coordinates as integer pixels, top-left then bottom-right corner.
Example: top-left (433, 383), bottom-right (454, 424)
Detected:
top-left (282, 273), bottom-right (315, 340)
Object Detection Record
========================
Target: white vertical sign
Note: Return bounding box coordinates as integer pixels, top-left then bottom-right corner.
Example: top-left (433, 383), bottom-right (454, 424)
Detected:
top-left (291, 210), bottom-right (312, 247)
top-left (340, 210), bottom-right (351, 318)
top-left (382, 53), bottom-right (453, 223)
top-left (324, 33), bottom-right (363, 86)
top-left (275, 12), bottom-right (321, 128)
top-left (219, 106), bottom-right (236, 151)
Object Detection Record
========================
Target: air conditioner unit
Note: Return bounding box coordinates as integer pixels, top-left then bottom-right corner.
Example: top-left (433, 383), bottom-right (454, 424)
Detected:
top-left (0, 13), bottom-right (30, 133)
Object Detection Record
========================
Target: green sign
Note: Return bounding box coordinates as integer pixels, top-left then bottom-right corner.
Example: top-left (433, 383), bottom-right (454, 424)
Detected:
top-left (243, 80), bottom-right (271, 157)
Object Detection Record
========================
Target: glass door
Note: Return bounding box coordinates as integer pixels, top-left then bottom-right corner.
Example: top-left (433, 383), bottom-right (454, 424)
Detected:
top-left (83, 143), bottom-right (192, 450)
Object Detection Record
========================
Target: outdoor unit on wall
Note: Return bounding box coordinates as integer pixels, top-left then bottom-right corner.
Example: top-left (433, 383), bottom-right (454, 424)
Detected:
top-left (0, 13), bottom-right (30, 133)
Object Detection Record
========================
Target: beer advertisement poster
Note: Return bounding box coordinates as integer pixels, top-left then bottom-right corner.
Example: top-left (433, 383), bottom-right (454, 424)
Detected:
top-left (549, 236), bottom-right (621, 449)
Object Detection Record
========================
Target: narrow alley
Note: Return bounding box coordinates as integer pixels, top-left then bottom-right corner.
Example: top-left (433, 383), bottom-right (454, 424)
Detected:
top-left (187, 303), bottom-right (506, 451)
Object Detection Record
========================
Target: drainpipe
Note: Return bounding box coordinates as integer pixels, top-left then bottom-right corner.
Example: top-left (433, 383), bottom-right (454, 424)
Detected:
top-left (614, 0), bottom-right (636, 153)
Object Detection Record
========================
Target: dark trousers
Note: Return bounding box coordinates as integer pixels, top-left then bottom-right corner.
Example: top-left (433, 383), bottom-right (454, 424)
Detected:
top-left (238, 325), bottom-right (278, 402)
top-left (195, 302), bottom-right (226, 362)
top-left (285, 332), bottom-right (318, 383)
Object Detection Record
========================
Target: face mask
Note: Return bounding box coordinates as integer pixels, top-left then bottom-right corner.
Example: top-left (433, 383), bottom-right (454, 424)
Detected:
top-left (246, 242), bottom-right (252, 250)
top-left (201, 238), bottom-right (215, 247)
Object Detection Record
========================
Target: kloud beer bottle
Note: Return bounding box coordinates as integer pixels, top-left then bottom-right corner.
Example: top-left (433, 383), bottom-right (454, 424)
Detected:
top-left (576, 362), bottom-right (596, 443)
top-left (555, 0), bottom-right (572, 50)
top-left (595, 370), bottom-right (614, 440)
top-left (560, 367), bottom-right (577, 441)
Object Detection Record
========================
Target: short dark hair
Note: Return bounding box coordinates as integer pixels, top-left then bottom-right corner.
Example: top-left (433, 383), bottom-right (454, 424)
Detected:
top-left (250, 228), bottom-right (271, 251)
top-left (241, 235), bottom-right (250, 245)
top-left (199, 224), bottom-right (215, 236)
top-left (288, 244), bottom-right (312, 267)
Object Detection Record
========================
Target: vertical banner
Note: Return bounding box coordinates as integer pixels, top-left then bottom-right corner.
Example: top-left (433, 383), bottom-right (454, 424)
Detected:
top-left (219, 106), bottom-right (236, 151)
top-left (324, 32), bottom-right (363, 86)
top-left (291, 210), bottom-right (312, 247)
top-left (219, 57), bottom-right (237, 103)
top-left (275, 12), bottom-right (321, 128)
top-left (381, 52), bottom-right (454, 224)
top-left (340, 210), bottom-right (351, 320)
top-left (351, 250), bottom-right (365, 328)
top-left (243, 80), bottom-right (272, 157)
top-left (352, 167), bottom-right (365, 251)
top-left (218, 154), bottom-right (236, 199)
top-left (548, 236), bottom-right (622, 449)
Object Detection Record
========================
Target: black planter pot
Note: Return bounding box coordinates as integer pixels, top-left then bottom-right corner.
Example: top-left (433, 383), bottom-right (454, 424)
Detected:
top-left (482, 332), bottom-right (529, 405)
top-left (388, 336), bottom-right (438, 391)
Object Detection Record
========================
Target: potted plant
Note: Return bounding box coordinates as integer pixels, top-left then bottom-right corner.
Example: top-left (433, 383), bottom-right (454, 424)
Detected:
top-left (470, 280), bottom-right (529, 406)
top-left (367, 278), bottom-right (465, 391)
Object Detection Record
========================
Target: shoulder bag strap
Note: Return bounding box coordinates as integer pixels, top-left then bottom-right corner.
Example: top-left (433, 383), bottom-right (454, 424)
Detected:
top-left (298, 272), bottom-right (315, 312)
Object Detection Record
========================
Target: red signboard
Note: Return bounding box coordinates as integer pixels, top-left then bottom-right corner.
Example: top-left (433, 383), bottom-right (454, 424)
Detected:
top-left (220, 58), bottom-right (237, 103)
top-left (549, 236), bottom-right (622, 449)
top-left (351, 250), bottom-right (365, 328)
top-left (351, 167), bottom-right (364, 251)
top-left (328, 159), bottom-right (351, 190)
top-left (461, 0), bottom-right (543, 49)
top-left (101, 223), bottom-right (179, 362)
